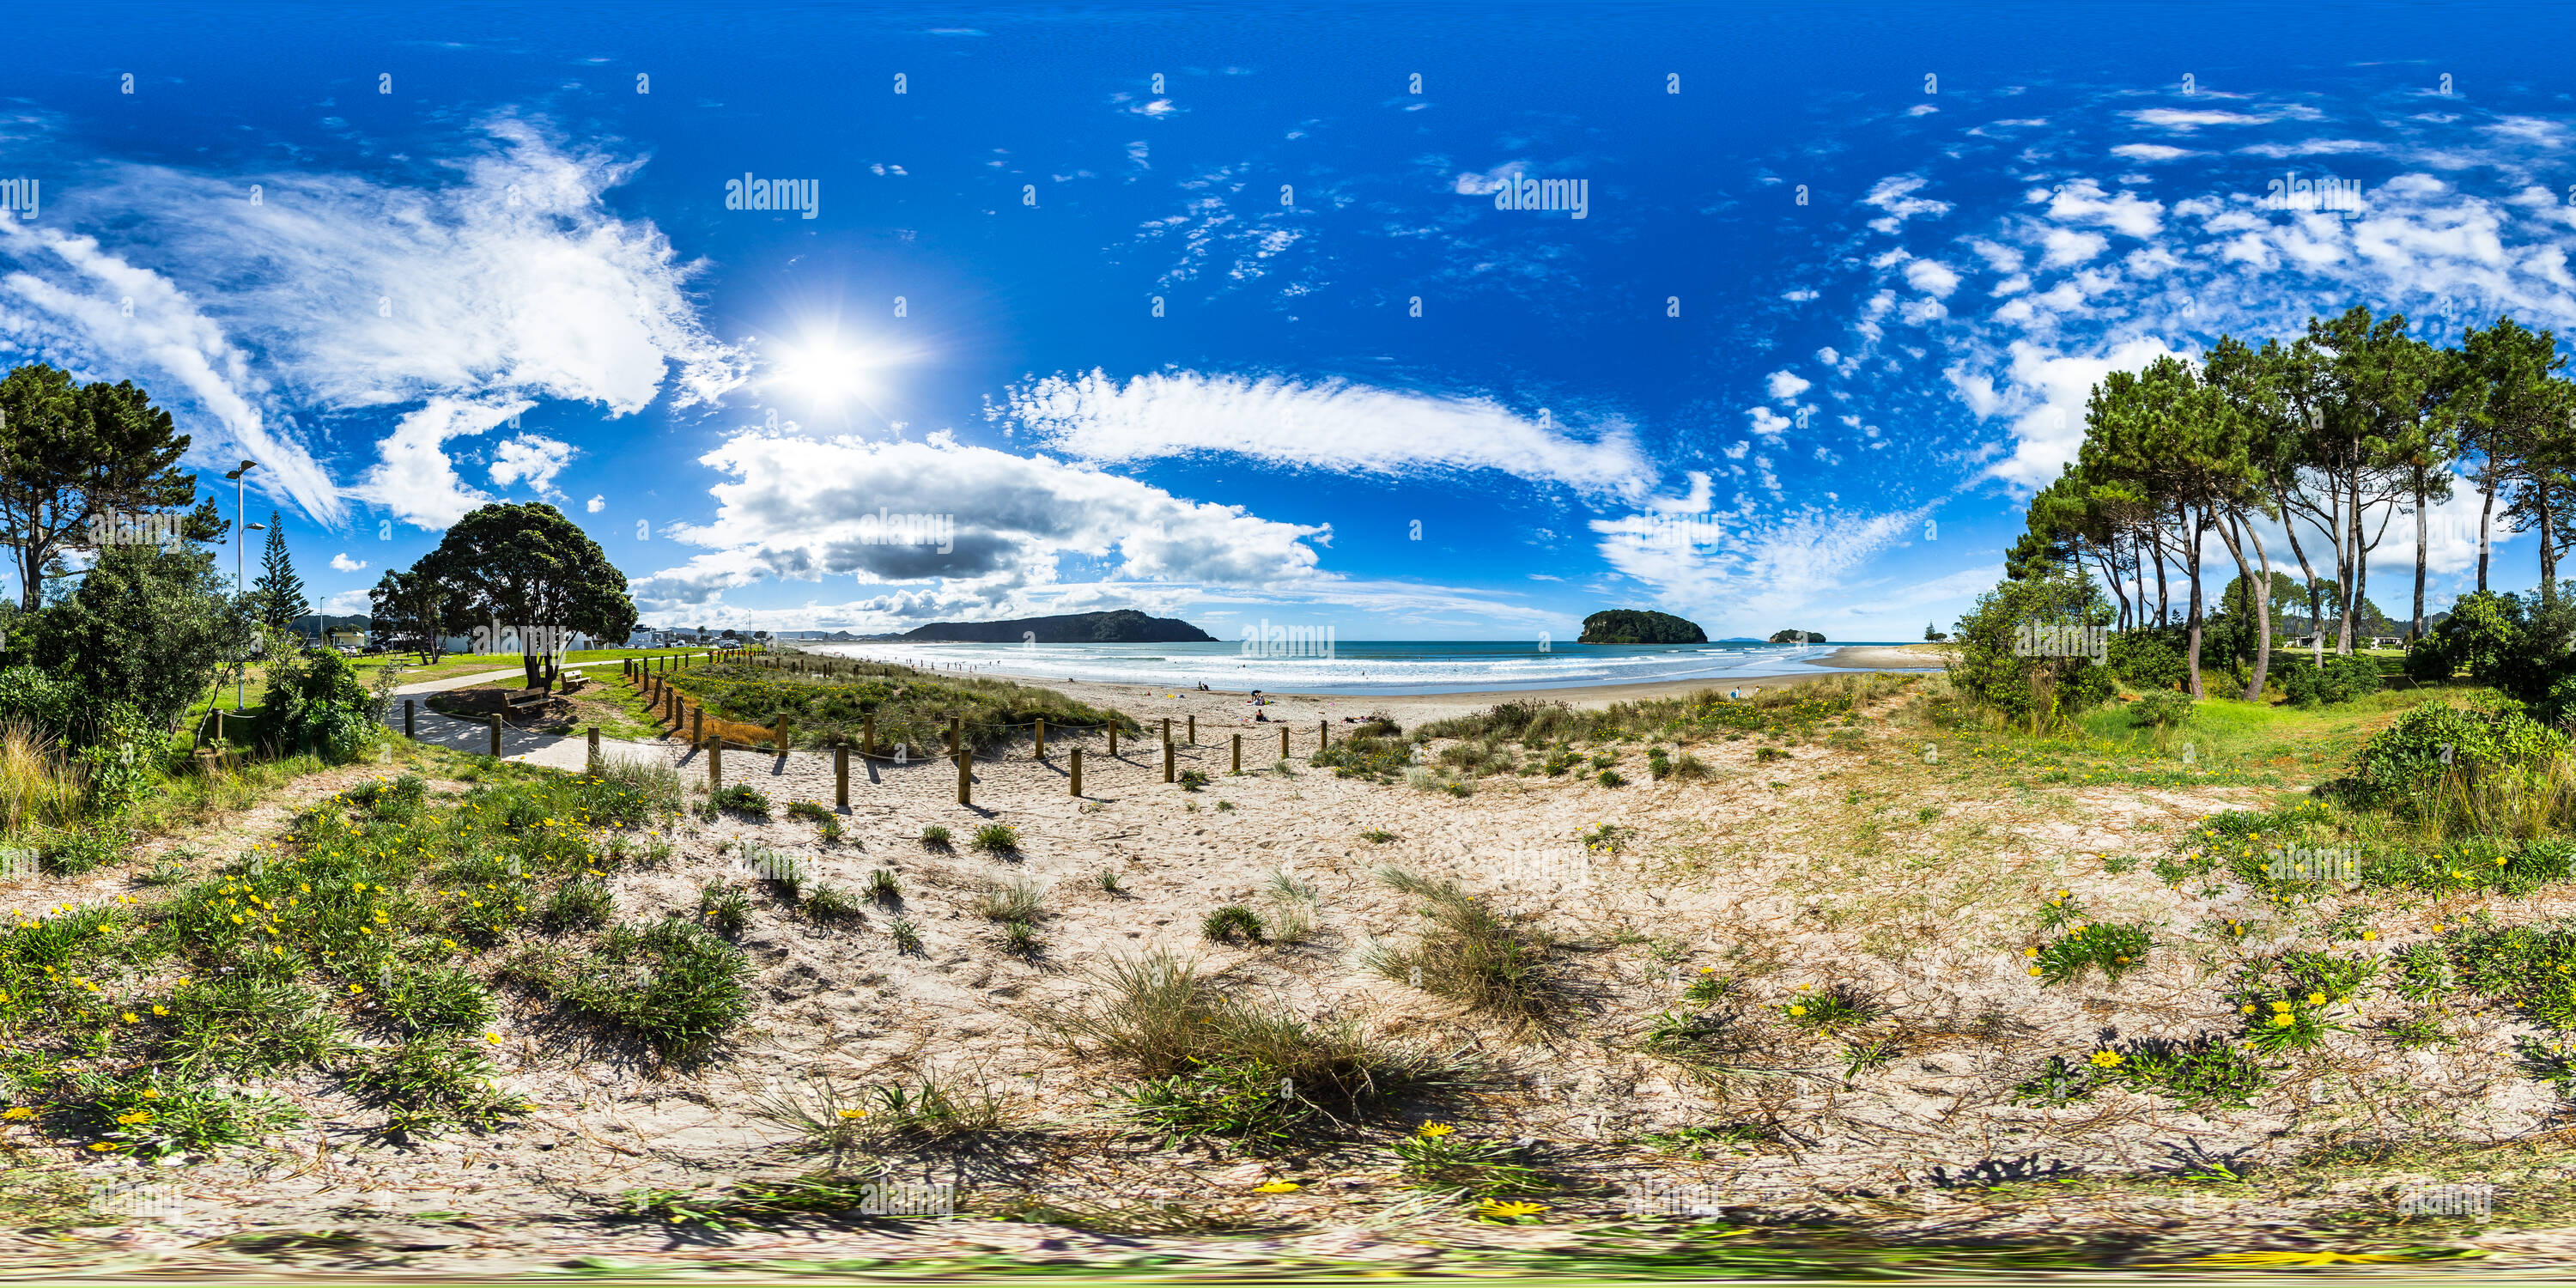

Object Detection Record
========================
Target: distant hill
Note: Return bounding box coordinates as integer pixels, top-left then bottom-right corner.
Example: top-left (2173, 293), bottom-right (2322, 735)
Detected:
top-left (1769, 629), bottom-right (1827, 644)
top-left (290, 613), bottom-right (368, 636)
top-left (890, 610), bottom-right (1214, 644)
top-left (1579, 609), bottom-right (1707, 645)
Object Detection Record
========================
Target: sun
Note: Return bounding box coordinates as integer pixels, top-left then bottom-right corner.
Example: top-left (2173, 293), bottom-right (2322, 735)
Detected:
top-left (769, 341), bottom-right (879, 405)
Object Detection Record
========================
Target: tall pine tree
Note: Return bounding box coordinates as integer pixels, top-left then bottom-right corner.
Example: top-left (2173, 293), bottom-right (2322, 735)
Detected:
top-left (250, 510), bottom-right (309, 631)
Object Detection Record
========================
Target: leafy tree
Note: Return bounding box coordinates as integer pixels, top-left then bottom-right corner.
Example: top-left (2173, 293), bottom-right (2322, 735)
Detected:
top-left (2462, 319), bottom-right (2573, 594)
top-left (422, 502), bottom-right (636, 690)
top-left (28, 541), bottom-right (252, 736)
top-left (1945, 571), bottom-right (2115, 728)
top-left (249, 511), bottom-right (310, 630)
top-left (0, 364), bottom-right (199, 611)
top-left (369, 566), bottom-right (453, 664)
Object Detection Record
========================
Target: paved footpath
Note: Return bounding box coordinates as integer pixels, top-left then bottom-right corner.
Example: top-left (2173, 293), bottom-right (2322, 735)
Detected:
top-left (390, 658), bottom-right (688, 774)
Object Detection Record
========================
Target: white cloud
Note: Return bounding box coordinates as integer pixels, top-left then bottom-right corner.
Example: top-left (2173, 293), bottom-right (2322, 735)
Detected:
top-left (586, 494), bottom-right (606, 513)
top-left (1862, 174), bottom-right (1951, 234)
top-left (629, 432), bottom-right (1335, 622)
top-left (1590, 502), bottom-right (1935, 633)
top-left (1903, 258), bottom-right (1961, 297)
top-left (329, 553), bottom-right (367, 572)
top-left (355, 398), bottom-right (520, 530)
top-left (489, 433), bottom-right (576, 495)
top-left (1745, 406), bottom-right (1793, 442)
top-left (1765, 369), bottom-right (1812, 400)
top-left (999, 370), bottom-right (1653, 498)
top-left (0, 118), bottom-right (745, 531)
top-left (2111, 143), bottom-right (2196, 161)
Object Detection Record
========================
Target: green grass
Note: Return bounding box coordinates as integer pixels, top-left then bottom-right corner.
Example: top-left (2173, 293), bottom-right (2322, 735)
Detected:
top-left (541, 919), bottom-right (750, 1062)
top-left (1200, 904), bottom-right (1266, 944)
top-left (969, 823), bottom-right (1020, 854)
top-left (653, 656), bottom-right (1138, 755)
top-left (1365, 869), bottom-right (1555, 1037)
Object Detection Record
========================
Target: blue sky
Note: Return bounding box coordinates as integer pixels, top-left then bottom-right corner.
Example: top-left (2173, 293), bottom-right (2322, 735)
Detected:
top-left (3, 2), bottom-right (2573, 641)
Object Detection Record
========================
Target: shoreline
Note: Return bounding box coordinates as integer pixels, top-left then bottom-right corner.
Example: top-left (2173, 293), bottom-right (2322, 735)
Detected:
top-left (793, 641), bottom-right (1953, 729)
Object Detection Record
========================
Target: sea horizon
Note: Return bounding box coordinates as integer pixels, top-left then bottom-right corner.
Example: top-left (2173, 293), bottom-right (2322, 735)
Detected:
top-left (803, 637), bottom-right (1940, 696)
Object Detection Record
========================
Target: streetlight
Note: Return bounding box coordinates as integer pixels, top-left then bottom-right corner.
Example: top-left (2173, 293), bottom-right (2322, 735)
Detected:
top-left (223, 460), bottom-right (259, 710)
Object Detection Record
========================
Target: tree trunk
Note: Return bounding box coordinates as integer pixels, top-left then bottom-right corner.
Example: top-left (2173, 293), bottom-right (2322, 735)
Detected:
top-left (2184, 513), bottom-right (2208, 700)
top-left (2478, 465), bottom-right (2496, 592)
top-left (2543, 480), bottom-right (2561, 607)
top-left (2279, 497), bottom-right (2325, 664)
top-left (2411, 466), bottom-right (2429, 642)
top-left (2340, 476), bottom-right (2360, 656)
top-left (2147, 526), bottom-right (2171, 626)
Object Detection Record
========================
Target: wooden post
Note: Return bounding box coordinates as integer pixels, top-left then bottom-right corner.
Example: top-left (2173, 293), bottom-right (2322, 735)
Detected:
top-left (488, 714), bottom-right (501, 757)
top-left (863, 714), bottom-right (876, 756)
top-left (1280, 726), bottom-right (1289, 759)
top-left (586, 725), bottom-right (600, 768)
top-left (774, 713), bottom-right (788, 752)
top-left (835, 744), bottom-right (849, 807)
top-left (1232, 733), bottom-right (1242, 775)
top-left (957, 749), bottom-right (970, 805)
top-left (1109, 723), bottom-right (1118, 756)
top-left (1036, 718), bottom-right (1046, 759)
top-left (1161, 717), bottom-right (1170, 751)
top-left (710, 740), bottom-right (722, 789)
top-left (692, 706), bottom-right (703, 744)
top-left (949, 715), bottom-right (961, 756)
top-left (404, 699), bottom-right (415, 738)
top-left (1071, 745), bottom-right (1083, 796)
top-left (1187, 714), bottom-right (1195, 744)
top-left (215, 709), bottom-right (224, 745)
top-left (1321, 719), bottom-right (1329, 748)
top-left (1163, 734), bottom-right (1175, 783)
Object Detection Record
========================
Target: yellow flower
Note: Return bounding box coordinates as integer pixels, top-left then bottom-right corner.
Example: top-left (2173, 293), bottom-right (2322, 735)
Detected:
top-left (1417, 1121), bottom-right (1455, 1138)
top-left (2362, 931), bottom-right (2377, 941)
top-left (2088, 1050), bottom-right (2123, 1069)
top-left (2028, 967), bottom-right (2043, 976)
top-left (115, 1110), bottom-right (155, 1126)
top-left (1475, 1199), bottom-right (1547, 1220)
top-left (120, 1012), bottom-right (137, 1023)
top-left (1787, 1005), bottom-right (1808, 1016)
top-left (1, 1107), bottom-right (32, 1120)
top-left (484, 1031), bottom-right (503, 1044)
top-left (2024, 947), bottom-right (2038, 958)
top-left (2270, 1014), bottom-right (2294, 1028)
top-left (142, 1090), bottom-right (159, 1099)
top-left (836, 1108), bottom-right (869, 1121)
top-left (152, 1005), bottom-right (167, 1017)
top-left (1254, 1181), bottom-right (1301, 1194)
top-left (2306, 993), bottom-right (2327, 1006)
top-left (2270, 999), bottom-right (2292, 1012)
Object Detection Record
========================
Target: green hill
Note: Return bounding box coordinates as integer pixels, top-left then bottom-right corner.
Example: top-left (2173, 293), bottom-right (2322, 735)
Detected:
top-left (1579, 609), bottom-right (1707, 645)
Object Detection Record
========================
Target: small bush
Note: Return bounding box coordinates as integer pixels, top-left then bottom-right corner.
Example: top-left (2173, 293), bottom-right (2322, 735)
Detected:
top-left (920, 824), bottom-right (952, 849)
top-left (1177, 769), bottom-right (1211, 791)
top-left (1001, 920), bottom-right (1043, 955)
top-left (1596, 768), bottom-right (1627, 787)
top-left (1360, 828), bottom-right (1397, 844)
top-left (970, 823), bottom-right (1020, 854)
top-left (697, 882), bottom-right (751, 935)
top-left (976, 874), bottom-right (1045, 921)
top-left (786, 799), bottom-right (843, 841)
top-left (350, 1039), bottom-right (529, 1137)
top-left (541, 878), bottom-right (614, 932)
top-left (888, 917), bottom-right (923, 954)
top-left (1095, 867), bottom-right (1126, 895)
top-left (71, 1069), bottom-right (301, 1161)
top-left (553, 919), bottom-right (750, 1061)
top-left (39, 829), bottom-right (119, 877)
top-left (802, 884), bottom-right (865, 922)
top-left (1201, 904), bottom-right (1267, 944)
top-left (1366, 869), bottom-right (1554, 1036)
top-left (2128, 689), bottom-right (2193, 730)
top-left (379, 966), bottom-right (496, 1036)
top-left (866, 868), bottom-right (903, 902)
top-left (711, 783), bottom-right (772, 817)
top-left (1776, 982), bottom-right (1881, 1034)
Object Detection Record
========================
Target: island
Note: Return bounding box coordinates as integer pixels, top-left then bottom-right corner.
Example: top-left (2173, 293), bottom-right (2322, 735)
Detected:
top-left (886, 609), bottom-right (1216, 644)
top-left (1578, 609), bottom-right (1708, 645)
top-left (1769, 629), bottom-right (1828, 643)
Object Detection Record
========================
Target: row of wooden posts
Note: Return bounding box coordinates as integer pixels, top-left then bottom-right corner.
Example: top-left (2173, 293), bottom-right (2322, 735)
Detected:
top-left (398, 653), bottom-right (1340, 809)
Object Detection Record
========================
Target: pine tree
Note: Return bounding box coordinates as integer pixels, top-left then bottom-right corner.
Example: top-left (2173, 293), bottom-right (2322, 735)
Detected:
top-left (250, 510), bottom-right (309, 630)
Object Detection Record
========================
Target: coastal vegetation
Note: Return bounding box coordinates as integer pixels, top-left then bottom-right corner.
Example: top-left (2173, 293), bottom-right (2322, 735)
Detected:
top-left (1577, 608), bottom-right (1705, 644)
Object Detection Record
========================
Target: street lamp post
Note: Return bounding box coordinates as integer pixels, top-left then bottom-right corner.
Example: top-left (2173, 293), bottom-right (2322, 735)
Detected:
top-left (223, 460), bottom-right (259, 711)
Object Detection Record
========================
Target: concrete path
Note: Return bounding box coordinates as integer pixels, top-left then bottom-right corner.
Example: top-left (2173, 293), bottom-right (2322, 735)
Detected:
top-left (389, 656), bottom-right (703, 772)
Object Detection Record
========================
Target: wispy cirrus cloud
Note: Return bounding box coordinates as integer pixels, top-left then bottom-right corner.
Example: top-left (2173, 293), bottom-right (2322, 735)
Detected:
top-left (996, 369), bottom-right (1656, 499)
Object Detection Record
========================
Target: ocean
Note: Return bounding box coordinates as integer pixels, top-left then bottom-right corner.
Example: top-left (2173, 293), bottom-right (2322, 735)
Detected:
top-left (799, 639), bottom-right (1935, 696)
